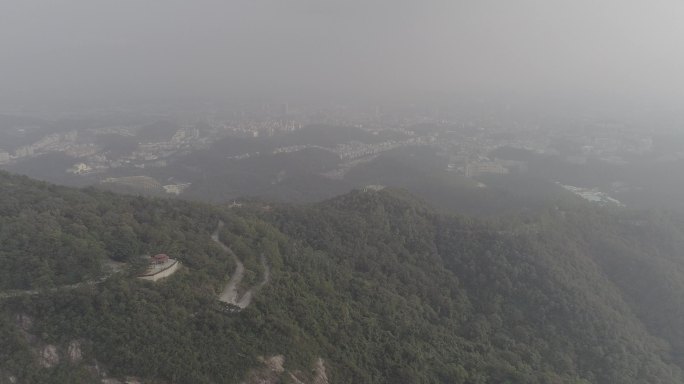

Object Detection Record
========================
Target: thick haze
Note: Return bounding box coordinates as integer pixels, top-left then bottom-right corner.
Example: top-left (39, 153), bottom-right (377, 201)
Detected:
top-left (2, 0), bottom-right (684, 107)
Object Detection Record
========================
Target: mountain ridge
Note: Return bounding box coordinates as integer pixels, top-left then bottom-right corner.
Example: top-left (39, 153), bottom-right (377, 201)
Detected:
top-left (2, 171), bottom-right (684, 383)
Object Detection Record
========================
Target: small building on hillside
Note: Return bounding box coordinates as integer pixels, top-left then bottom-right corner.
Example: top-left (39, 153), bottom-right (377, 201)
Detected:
top-left (138, 254), bottom-right (179, 282)
top-left (152, 254), bottom-right (169, 264)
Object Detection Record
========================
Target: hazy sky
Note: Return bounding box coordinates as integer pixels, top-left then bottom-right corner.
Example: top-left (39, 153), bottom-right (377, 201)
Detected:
top-left (2, 1), bottom-right (684, 106)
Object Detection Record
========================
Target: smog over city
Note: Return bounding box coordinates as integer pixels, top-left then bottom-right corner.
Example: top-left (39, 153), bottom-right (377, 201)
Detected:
top-left (2, 1), bottom-right (684, 106)
top-left (3, 2), bottom-right (684, 384)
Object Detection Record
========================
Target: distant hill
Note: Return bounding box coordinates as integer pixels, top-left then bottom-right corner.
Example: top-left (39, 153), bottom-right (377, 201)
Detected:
top-left (166, 144), bottom-right (575, 217)
top-left (2, 171), bottom-right (684, 383)
top-left (492, 145), bottom-right (684, 212)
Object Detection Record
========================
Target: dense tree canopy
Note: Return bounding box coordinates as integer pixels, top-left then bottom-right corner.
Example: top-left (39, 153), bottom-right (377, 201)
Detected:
top-left (2, 171), bottom-right (684, 383)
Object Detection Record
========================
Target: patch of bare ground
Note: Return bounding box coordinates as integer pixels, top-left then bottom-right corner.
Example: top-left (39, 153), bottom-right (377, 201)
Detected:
top-left (243, 356), bottom-right (329, 384)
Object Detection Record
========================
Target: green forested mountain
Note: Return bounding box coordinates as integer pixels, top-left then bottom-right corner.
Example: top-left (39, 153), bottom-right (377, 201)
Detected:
top-left (2, 171), bottom-right (684, 383)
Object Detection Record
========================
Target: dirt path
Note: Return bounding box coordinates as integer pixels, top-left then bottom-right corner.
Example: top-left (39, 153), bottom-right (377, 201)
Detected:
top-left (0, 270), bottom-right (119, 301)
top-left (213, 221), bottom-right (270, 310)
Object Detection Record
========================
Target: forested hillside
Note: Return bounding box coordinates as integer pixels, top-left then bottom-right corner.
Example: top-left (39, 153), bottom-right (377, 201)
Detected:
top-left (0, 172), bottom-right (224, 291)
top-left (2, 171), bottom-right (684, 383)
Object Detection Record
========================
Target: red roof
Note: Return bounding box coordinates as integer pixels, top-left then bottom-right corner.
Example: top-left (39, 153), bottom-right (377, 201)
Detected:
top-left (152, 254), bottom-right (169, 261)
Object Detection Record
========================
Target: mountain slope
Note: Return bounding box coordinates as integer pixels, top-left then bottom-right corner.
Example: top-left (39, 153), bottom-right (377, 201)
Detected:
top-left (267, 190), bottom-right (683, 383)
top-left (2, 172), bottom-right (684, 383)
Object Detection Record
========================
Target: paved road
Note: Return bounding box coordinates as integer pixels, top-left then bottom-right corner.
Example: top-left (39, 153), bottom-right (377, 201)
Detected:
top-left (213, 221), bottom-right (270, 310)
top-left (213, 221), bottom-right (246, 307)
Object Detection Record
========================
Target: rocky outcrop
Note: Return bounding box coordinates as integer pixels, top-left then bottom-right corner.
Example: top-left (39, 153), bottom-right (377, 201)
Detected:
top-left (260, 355), bottom-right (285, 374)
top-left (312, 358), bottom-right (329, 384)
top-left (38, 345), bottom-right (60, 368)
top-left (67, 340), bottom-right (83, 363)
top-left (101, 376), bottom-right (143, 384)
top-left (243, 355), bottom-right (281, 384)
top-left (13, 314), bottom-right (89, 372)
top-left (15, 313), bottom-right (32, 331)
top-left (287, 373), bottom-right (306, 384)
top-left (1, 373), bottom-right (18, 384)
top-left (244, 356), bottom-right (328, 384)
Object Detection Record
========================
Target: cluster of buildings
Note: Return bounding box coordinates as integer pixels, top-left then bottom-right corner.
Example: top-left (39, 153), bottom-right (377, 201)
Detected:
top-left (335, 136), bottom-right (433, 161)
top-left (1, 130), bottom-right (97, 165)
top-left (558, 183), bottom-right (625, 207)
top-left (219, 119), bottom-right (302, 138)
top-left (0, 102), bottom-right (667, 195)
top-left (0, 123), bottom-right (206, 175)
top-left (464, 162), bottom-right (509, 177)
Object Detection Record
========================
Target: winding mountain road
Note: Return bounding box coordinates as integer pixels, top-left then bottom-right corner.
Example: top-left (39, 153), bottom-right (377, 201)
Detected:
top-left (2, 222), bottom-right (269, 310)
top-left (212, 221), bottom-right (270, 310)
